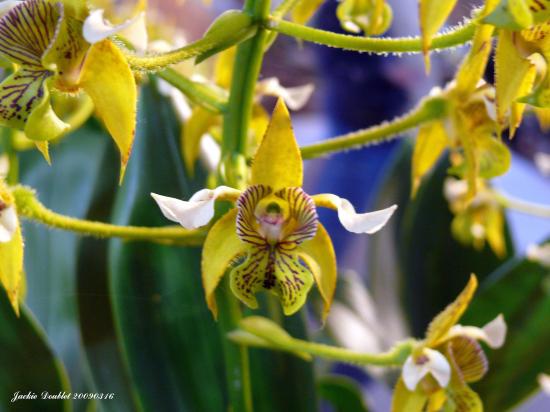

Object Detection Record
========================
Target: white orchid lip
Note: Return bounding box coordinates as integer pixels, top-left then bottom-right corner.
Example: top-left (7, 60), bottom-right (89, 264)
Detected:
top-left (316, 194), bottom-right (397, 234)
top-left (151, 186), bottom-right (241, 230)
top-left (0, 203), bottom-right (17, 243)
top-left (448, 314), bottom-right (507, 349)
top-left (83, 9), bottom-right (146, 45)
top-left (402, 348), bottom-right (451, 391)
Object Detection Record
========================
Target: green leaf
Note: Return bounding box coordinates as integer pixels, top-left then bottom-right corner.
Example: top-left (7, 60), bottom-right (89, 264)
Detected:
top-left (108, 81), bottom-right (226, 411)
top-left (461, 247), bottom-right (550, 411)
top-left (76, 128), bottom-right (140, 412)
top-left (19, 121), bottom-right (114, 409)
top-left (369, 142), bottom-right (515, 337)
top-left (0, 292), bottom-right (71, 412)
top-left (318, 375), bottom-right (370, 412)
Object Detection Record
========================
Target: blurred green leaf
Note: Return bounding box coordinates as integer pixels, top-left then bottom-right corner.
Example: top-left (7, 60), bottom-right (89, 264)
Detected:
top-left (246, 301), bottom-right (318, 412)
top-left (318, 375), bottom-right (370, 412)
top-left (462, 248), bottom-right (550, 411)
top-left (108, 81), bottom-right (226, 411)
top-left (369, 142), bottom-right (515, 337)
top-left (0, 292), bottom-right (71, 412)
top-left (76, 130), bottom-right (139, 412)
top-left (19, 122), bottom-right (115, 410)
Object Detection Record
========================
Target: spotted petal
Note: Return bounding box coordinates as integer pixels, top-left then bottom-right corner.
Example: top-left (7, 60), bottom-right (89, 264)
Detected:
top-left (446, 336), bottom-right (489, 383)
top-left (402, 348), bottom-right (451, 391)
top-left (0, 0), bottom-right (60, 66)
top-left (251, 99), bottom-right (302, 191)
top-left (0, 68), bottom-right (69, 140)
top-left (230, 245), bottom-right (314, 315)
top-left (202, 209), bottom-right (247, 318)
top-left (313, 193), bottom-right (397, 234)
top-left (151, 185), bottom-right (241, 230)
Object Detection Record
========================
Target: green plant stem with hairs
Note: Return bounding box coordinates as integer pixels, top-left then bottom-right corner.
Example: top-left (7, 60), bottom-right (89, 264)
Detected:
top-left (301, 96), bottom-right (448, 159)
top-left (12, 186), bottom-right (206, 245)
top-left (216, 0), bottom-right (272, 411)
top-left (265, 17), bottom-right (476, 54)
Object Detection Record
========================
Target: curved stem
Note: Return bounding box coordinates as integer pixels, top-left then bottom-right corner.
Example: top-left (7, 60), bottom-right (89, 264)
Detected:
top-left (157, 69), bottom-right (228, 113)
top-left (266, 17), bottom-right (476, 54)
top-left (125, 36), bottom-right (228, 72)
top-left (12, 186), bottom-right (206, 245)
top-left (300, 96), bottom-right (448, 159)
top-left (274, 338), bottom-right (414, 367)
top-left (493, 190), bottom-right (550, 218)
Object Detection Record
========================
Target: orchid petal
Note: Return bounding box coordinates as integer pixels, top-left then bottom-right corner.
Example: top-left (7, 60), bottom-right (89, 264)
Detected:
top-left (391, 378), bottom-right (428, 411)
top-left (403, 349), bottom-right (451, 391)
top-left (151, 186), bottom-right (240, 230)
top-left (257, 78), bottom-right (314, 111)
top-left (446, 336), bottom-right (488, 383)
top-left (0, 204), bottom-right (17, 243)
top-left (402, 355), bottom-right (430, 391)
top-left (83, 9), bottom-right (145, 45)
top-left (202, 209), bottom-right (247, 318)
top-left (297, 222), bottom-right (336, 321)
top-left (539, 373), bottom-right (550, 394)
top-left (447, 314), bottom-right (507, 349)
top-left (251, 99), bottom-right (303, 190)
top-left (425, 274), bottom-right (478, 346)
top-left (0, 0), bottom-right (20, 16)
top-left (79, 40), bottom-right (137, 180)
top-left (526, 243), bottom-right (550, 267)
top-left (313, 194), bottom-right (396, 234)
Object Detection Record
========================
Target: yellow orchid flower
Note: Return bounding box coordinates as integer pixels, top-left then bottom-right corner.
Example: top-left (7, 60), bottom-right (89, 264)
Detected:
top-left (483, 1), bottom-right (550, 132)
top-left (444, 178), bottom-right (507, 257)
top-left (412, 82), bottom-right (511, 199)
top-left (0, 179), bottom-right (24, 316)
top-left (336, 0), bottom-right (393, 36)
top-left (392, 275), bottom-right (507, 411)
top-left (152, 99), bottom-right (397, 319)
top-left (0, 0), bottom-right (138, 178)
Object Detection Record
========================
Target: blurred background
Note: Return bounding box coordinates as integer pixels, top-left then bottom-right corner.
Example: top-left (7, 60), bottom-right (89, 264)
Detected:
top-left (0, 0), bottom-right (549, 411)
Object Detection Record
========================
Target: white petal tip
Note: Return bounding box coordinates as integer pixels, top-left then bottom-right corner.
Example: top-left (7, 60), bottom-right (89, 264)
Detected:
top-left (0, 205), bottom-right (17, 243)
top-left (482, 314), bottom-right (507, 349)
top-left (83, 9), bottom-right (145, 45)
top-left (338, 201), bottom-right (397, 234)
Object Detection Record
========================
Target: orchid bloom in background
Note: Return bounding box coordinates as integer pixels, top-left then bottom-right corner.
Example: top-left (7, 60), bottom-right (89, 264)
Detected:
top-left (444, 178), bottom-right (507, 257)
top-left (0, 179), bottom-right (24, 316)
top-left (152, 99), bottom-right (397, 318)
top-left (392, 275), bottom-right (507, 411)
top-left (0, 0), bottom-right (139, 176)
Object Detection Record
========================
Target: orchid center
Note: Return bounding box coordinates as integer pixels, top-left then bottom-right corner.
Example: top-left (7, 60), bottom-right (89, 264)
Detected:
top-left (254, 196), bottom-right (290, 244)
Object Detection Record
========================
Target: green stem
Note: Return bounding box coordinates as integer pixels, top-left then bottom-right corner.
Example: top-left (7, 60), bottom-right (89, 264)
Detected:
top-left (217, 1), bottom-right (271, 411)
top-left (493, 190), bottom-right (550, 218)
top-left (271, 337), bottom-right (415, 367)
top-left (266, 17), bottom-right (476, 54)
top-left (300, 96), bottom-right (448, 159)
top-left (157, 68), bottom-right (228, 113)
top-left (12, 186), bottom-right (206, 245)
top-left (125, 36), bottom-right (223, 71)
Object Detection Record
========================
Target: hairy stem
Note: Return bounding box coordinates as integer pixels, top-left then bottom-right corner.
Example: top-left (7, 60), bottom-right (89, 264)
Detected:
top-left (266, 18), bottom-right (476, 54)
top-left (157, 69), bottom-right (228, 113)
top-left (12, 186), bottom-right (206, 245)
top-left (300, 96), bottom-right (448, 159)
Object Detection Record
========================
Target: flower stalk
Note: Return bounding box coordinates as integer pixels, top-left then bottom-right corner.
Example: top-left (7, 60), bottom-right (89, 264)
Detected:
top-left (265, 17), bottom-right (476, 54)
top-left (12, 186), bottom-right (206, 245)
top-left (300, 95), bottom-right (448, 159)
